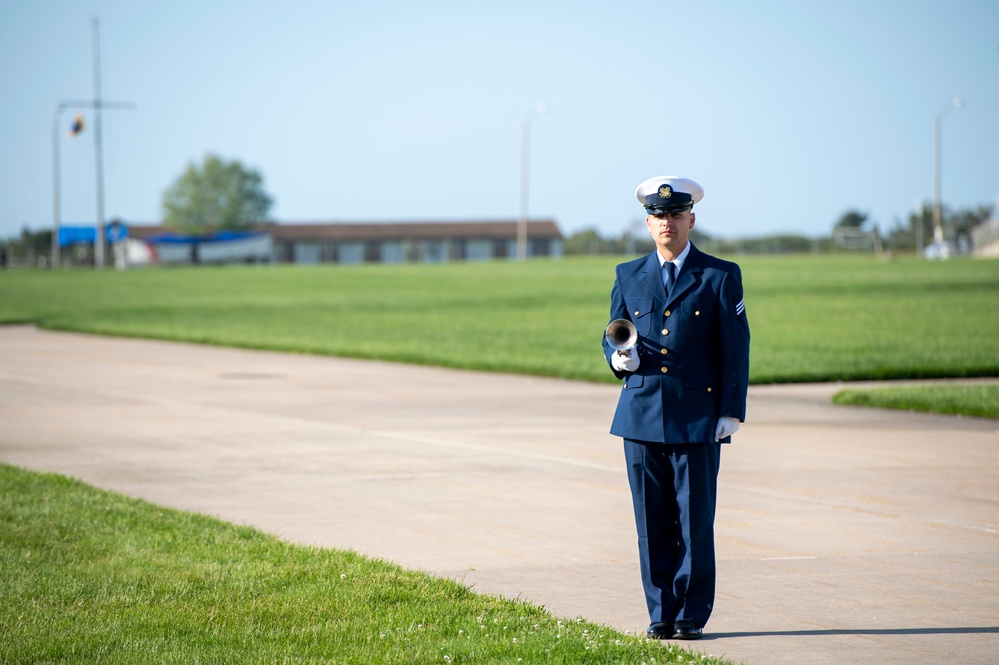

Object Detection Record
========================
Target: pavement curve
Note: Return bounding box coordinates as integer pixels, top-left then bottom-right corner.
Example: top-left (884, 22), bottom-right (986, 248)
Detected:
top-left (1, 325), bottom-right (997, 665)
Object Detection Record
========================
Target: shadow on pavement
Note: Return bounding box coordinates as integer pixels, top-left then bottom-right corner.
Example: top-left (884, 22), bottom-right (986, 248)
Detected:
top-left (705, 626), bottom-right (999, 640)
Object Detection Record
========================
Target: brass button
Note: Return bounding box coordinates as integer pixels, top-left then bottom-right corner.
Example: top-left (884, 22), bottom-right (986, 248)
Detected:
top-left (634, 310), bottom-right (640, 316)
top-left (660, 348), bottom-right (668, 355)
top-left (662, 328), bottom-right (669, 336)
top-left (661, 367), bottom-right (668, 374)
top-left (707, 387), bottom-right (712, 393)
top-left (695, 310), bottom-right (701, 316)
top-left (664, 309), bottom-right (671, 317)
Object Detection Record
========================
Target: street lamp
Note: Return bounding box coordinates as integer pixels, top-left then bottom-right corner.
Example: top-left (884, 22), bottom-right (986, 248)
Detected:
top-left (51, 99), bottom-right (134, 268)
top-left (52, 104), bottom-right (67, 267)
top-left (518, 101), bottom-right (549, 261)
top-left (933, 96), bottom-right (964, 250)
top-left (50, 17), bottom-right (134, 269)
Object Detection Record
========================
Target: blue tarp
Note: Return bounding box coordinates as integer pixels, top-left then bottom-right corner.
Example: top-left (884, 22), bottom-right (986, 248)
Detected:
top-left (146, 230), bottom-right (264, 245)
top-left (58, 223), bottom-right (128, 247)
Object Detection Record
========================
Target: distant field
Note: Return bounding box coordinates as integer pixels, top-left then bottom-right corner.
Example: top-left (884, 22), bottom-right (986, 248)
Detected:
top-left (1, 254), bottom-right (997, 384)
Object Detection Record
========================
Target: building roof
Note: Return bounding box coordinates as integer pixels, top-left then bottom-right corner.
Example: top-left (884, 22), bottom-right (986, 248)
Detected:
top-left (128, 220), bottom-right (562, 242)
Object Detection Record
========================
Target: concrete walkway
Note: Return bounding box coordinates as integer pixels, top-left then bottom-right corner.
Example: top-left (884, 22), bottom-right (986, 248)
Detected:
top-left (1, 325), bottom-right (997, 664)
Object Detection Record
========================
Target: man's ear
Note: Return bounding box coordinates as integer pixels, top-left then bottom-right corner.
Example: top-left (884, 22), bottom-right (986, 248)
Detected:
top-left (689, 212), bottom-right (696, 229)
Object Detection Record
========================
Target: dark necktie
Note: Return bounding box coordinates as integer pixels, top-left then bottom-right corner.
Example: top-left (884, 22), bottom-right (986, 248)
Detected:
top-left (663, 261), bottom-right (675, 298)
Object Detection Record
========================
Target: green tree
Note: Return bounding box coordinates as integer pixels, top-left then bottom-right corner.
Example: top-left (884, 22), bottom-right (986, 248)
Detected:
top-left (949, 204), bottom-right (992, 237)
top-left (564, 225), bottom-right (715, 256)
top-left (563, 227), bottom-right (607, 255)
top-left (833, 209), bottom-right (868, 230)
top-left (887, 201), bottom-right (993, 251)
top-left (162, 154), bottom-right (273, 235)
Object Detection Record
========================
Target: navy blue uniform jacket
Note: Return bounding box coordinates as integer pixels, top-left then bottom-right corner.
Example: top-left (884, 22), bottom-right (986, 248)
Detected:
top-left (603, 244), bottom-right (750, 444)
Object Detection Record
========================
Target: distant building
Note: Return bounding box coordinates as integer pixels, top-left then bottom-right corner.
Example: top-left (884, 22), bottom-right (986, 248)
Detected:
top-left (129, 220), bottom-right (563, 265)
top-left (141, 230), bottom-right (274, 265)
top-left (970, 218), bottom-right (999, 258)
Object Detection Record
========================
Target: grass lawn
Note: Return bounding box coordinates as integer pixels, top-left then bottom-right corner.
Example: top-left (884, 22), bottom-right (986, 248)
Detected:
top-left (1, 254), bottom-right (998, 385)
top-left (0, 464), bottom-right (729, 665)
top-left (832, 382), bottom-right (999, 420)
top-left (2, 254), bottom-right (995, 660)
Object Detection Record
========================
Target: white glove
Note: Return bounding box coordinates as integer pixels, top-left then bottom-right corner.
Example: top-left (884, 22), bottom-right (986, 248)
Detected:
top-left (714, 416), bottom-right (741, 441)
top-left (611, 346), bottom-right (640, 372)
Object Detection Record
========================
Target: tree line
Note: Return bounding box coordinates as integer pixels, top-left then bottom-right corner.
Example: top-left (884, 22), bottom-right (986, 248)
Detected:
top-left (564, 204), bottom-right (992, 256)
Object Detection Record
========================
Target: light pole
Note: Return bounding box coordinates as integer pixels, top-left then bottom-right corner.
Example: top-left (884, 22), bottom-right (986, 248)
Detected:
top-left (51, 17), bottom-right (134, 269)
top-left (933, 96), bottom-right (964, 249)
top-left (518, 102), bottom-right (549, 261)
top-left (92, 17), bottom-right (107, 268)
top-left (52, 105), bottom-right (66, 267)
top-left (51, 99), bottom-right (134, 268)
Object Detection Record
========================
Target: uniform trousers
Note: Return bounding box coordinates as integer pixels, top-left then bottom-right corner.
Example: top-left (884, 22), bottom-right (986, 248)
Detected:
top-left (623, 438), bottom-right (721, 627)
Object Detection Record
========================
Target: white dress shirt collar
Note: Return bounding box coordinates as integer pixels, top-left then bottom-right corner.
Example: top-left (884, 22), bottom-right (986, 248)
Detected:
top-left (657, 241), bottom-right (691, 273)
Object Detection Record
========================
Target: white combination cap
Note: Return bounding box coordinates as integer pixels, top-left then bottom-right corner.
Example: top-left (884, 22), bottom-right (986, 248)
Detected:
top-left (635, 176), bottom-right (704, 214)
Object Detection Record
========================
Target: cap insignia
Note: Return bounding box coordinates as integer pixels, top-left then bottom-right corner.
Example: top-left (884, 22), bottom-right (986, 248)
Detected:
top-left (658, 185), bottom-right (672, 199)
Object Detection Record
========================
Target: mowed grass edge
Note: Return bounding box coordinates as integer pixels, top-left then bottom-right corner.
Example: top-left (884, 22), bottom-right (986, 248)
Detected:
top-left (832, 382), bottom-right (999, 420)
top-left (0, 463), bottom-right (729, 665)
top-left (1, 254), bottom-right (998, 385)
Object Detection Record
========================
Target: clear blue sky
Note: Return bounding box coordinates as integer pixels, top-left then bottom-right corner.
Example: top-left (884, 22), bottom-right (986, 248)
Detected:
top-left (2, 0), bottom-right (997, 241)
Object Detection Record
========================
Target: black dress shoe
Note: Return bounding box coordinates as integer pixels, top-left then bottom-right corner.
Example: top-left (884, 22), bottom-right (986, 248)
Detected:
top-left (646, 622), bottom-right (673, 639)
top-left (672, 620), bottom-right (702, 640)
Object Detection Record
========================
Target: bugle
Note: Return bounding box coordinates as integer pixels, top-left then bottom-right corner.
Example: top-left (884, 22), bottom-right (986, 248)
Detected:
top-left (604, 318), bottom-right (638, 355)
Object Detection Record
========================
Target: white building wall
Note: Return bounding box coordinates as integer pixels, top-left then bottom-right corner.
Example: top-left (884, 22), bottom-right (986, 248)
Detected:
top-left (153, 243), bottom-right (192, 264)
top-left (199, 235), bottom-right (273, 263)
top-left (971, 219), bottom-right (999, 257)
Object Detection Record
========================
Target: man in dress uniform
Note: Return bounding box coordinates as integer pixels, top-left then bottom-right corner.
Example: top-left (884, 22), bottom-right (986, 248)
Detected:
top-left (603, 176), bottom-right (750, 640)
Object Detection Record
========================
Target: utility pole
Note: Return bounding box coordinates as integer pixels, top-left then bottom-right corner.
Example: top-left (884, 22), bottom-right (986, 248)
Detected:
top-left (933, 97), bottom-right (964, 250)
top-left (92, 17), bottom-right (107, 268)
top-left (517, 102), bottom-right (549, 261)
top-left (51, 17), bottom-right (134, 269)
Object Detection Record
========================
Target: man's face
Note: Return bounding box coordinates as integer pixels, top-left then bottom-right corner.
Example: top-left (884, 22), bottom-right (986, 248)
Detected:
top-left (646, 209), bottom-right (695, 255)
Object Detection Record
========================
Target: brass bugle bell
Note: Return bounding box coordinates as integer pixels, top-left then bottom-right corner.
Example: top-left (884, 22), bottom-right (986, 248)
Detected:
top-left (605, 318), bottom-right (638, 354)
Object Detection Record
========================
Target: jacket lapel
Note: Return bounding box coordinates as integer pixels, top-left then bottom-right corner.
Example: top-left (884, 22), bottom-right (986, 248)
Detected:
top-left (666, 243), bottom-right (704, 307)
top-left (641, 252), bottom-right (668, 306)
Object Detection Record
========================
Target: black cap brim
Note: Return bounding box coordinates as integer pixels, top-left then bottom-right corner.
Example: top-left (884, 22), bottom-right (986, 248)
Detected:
top-left (645, 203), bottom-right (693, 215)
